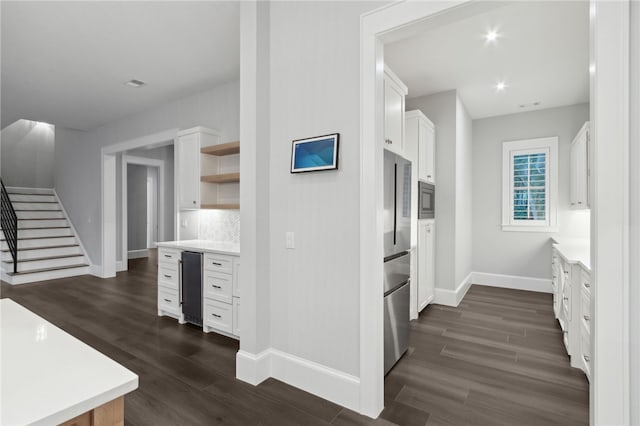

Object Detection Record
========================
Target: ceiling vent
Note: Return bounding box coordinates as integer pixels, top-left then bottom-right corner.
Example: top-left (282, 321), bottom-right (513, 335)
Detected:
top-left (124, 79), bottom-right (147, 88)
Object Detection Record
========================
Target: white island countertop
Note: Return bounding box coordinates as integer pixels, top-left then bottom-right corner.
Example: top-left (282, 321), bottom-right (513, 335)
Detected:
top-left (1, 299), bottom-right (138, 425)
top-left (156, 239), bottom-right (240, 256)
top-left (551, 237), bottom-right (591, 271)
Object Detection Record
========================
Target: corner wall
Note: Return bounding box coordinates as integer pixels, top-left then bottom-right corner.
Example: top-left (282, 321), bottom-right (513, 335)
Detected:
top-left (1, 119), bottom-right (55, 188)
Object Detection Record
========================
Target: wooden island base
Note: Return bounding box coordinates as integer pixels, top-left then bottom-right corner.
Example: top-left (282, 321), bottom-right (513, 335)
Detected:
top-left (60, 397), bottom-right (124, 426)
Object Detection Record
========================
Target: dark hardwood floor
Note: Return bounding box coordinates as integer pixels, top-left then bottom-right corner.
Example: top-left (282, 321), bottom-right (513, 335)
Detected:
top-left (1, 252), bottom-right (588, 425)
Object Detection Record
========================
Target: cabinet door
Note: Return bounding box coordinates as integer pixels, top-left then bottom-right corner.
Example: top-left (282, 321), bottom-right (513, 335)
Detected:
top-left (417, 221), bottom-right (435, 312)
top-left (420, 122), bottom-right (435, 183)
top-left (570, 125), bottom-right (589, 209)
top-left (177, 133), bottom-right (200, 209)
top-left (384, 78), bottom-right (404, 155)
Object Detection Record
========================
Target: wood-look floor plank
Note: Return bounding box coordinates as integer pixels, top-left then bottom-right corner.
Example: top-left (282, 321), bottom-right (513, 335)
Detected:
top-left (1, 254), bottom-right (588, 425)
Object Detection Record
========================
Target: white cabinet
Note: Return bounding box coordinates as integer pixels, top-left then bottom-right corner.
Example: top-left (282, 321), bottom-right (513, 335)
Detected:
top-left (157, 247), bottom-right (184, 322)
top-left (176, 127), bottom-right (240, 211)
top-left (384, 66), bottom-right (408, 155)
top-left (579, 267), bottom-right (592, 379)
top-left (570, 122), bottom-right (589, 209)
top-left (406, 110), bottom-right (436, 184)
top-left (417, 220), bottom-right (435, 312)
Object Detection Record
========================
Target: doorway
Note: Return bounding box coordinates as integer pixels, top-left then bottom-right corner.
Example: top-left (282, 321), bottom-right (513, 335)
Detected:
top-left (360, 0), bottom-right (630, 422)
top-left (125, 163), bottom-right (159, 261)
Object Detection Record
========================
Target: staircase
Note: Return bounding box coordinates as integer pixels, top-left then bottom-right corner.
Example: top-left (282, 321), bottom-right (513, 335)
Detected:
top-left (1, 187), bottom-right (90, 284)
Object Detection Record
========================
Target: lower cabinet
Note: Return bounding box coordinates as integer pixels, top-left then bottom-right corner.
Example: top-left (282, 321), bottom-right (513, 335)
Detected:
top-left (551, 245), bottom-right (592, 380)
top-left (417, 220), bottom-right (435, 312)
top-left (157, 246), bottom-right (240, 340)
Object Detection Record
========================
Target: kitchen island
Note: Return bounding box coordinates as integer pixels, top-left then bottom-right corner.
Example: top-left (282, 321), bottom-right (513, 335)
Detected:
top-left (1, 298), bottom-right (138, 425)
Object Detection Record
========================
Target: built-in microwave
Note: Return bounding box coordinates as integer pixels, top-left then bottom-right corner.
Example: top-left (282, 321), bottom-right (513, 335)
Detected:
top-left (418, 181), bottom-right (435, 219)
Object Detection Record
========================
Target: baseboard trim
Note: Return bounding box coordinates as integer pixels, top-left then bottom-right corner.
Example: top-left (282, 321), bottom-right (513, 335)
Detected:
top-left (236, 349), bottom-right (271, 386)
top-left (128, 249), bottom-right (149, 259)
top-left (116, 261), bottom-right (125, 272)
top-left (236, 348), bottom-right (361, 413)
top-left (89, 265), bottom-right (102, 278)
top-left (434, 272), bottom-right (473, 307)
top-left (472, 272), bottom-right (552, 293)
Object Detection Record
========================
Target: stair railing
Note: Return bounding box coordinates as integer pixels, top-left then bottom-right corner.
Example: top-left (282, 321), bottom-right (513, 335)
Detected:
top-left (0, 179), bottom-right (18, 273)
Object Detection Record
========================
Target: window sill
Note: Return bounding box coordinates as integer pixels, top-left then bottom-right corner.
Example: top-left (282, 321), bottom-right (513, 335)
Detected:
top-left (501, 225), bottom-right (559, 233)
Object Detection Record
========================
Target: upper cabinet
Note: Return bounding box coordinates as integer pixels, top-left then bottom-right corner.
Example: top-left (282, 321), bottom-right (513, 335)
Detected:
top-left (384, 66), bottom-right (408, 156)
top-left (176, 127), bottom-right (240, 211)
top-left (406, 110), bottom-right (435, 184)
top-left (570, 122), bottom-right (589, 209)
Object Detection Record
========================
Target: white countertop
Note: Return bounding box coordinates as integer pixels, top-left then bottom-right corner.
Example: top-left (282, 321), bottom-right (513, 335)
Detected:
top-left (156, 239), bottom-right (240, 256)
top-left (551, 237), bottom-right (591, 271)
top-left (1, 299), bottom-right (138, 426)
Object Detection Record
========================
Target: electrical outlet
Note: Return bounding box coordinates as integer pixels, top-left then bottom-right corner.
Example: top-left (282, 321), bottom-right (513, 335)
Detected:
top-left (286, 232), bottom-right (295, 249)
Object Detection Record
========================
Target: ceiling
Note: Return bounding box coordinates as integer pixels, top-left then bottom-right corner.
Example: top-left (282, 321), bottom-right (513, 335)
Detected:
top-left (1, 1), bottom-right (239, 131)
top-left (384, 1), bottom-right (589, 119)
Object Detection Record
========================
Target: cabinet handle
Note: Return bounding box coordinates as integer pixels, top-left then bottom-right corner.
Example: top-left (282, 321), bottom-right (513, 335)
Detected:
top-left (563, 330), bottom-right (568, 334)
top-left (385, 139), bottom-right (393, 145)
top-left (212, 285), bottom-right (222, 289)
top-left (563, 296), bottom-right (569, 301)
top-left (163, 298), bottom-right (171, 303)
top-left (211, 313), bottom-right (221, 318)
top-left (164, 254), bottom-right (172, 258)
top-left (583, 355), bottom-right (590, 362)
top-left (584, 315), bottom-right (590, 321)
top-left (164, 274), bottom-right (172, 278)
top-left (552, 275), bottom-right (557, 279)
top-left (578, 202), bottom-right (583, 205)
top-left (212, 262), bottom-right (222, 266)
top-left (427, 175), bottom-right (432, 178)
top-left (584, 282), bottom-right (590, 288)
top-left (571, 202), bottom-right (575, 206)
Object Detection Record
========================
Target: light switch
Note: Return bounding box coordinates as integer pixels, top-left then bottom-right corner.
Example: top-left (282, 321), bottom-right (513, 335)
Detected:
top-left (286, 232), bottom-right (295, 249)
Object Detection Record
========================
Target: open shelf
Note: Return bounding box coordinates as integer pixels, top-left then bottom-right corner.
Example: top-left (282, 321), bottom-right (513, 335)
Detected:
top-left (200, 203), bottom-right (240, 210)
top-left (201, 172), bottom-right (240, 184)
top-left (201, 141), bottom-right (240, 157)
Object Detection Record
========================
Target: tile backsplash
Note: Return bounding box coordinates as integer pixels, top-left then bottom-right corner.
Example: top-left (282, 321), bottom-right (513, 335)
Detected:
top-left (199, 210), bottom-right (240, 243)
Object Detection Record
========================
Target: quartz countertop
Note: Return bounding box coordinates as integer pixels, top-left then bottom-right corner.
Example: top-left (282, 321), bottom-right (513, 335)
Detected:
top-left (156, 239), bottom-right (240, 256)
top-left (1, 298), bottom-right (138, 425)
top-left (551, 237), bottom-right (591, 271)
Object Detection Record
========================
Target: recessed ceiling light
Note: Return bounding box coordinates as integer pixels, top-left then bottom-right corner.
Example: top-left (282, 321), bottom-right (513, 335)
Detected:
top-left (485, 29), bottom-right (499, 43)
top-left (124, 79), bottom-right (147, 88)
top-left (495, 81), bottom-right (507, 92)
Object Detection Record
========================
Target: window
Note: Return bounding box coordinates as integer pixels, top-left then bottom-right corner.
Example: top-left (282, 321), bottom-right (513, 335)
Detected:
top-left (502, 137), bottom-right (558, 232)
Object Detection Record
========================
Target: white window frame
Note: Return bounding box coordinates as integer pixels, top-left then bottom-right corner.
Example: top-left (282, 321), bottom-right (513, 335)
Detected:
top-left (502, 136), bottom-right (558, 232)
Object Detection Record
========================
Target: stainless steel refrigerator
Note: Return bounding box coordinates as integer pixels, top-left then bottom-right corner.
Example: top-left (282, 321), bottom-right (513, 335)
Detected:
top-left (383, 150), bottom-right (411, 375)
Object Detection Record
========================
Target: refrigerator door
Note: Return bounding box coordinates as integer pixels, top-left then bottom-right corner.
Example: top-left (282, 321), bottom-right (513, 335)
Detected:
top-left (383, 150), bottom-right (397, 258)
top-left (181, 251), bottom-right (202, 326)
top-left (384, 282), bottom-right (410, 375)
top-left (395, 156), bottom-right (412, 253)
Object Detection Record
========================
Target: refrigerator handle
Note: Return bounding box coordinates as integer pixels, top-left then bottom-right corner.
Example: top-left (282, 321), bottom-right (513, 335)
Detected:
top-left (178, 259), bottom-right (183, 306)
top-left (393, 163), bottom-right (397, 245)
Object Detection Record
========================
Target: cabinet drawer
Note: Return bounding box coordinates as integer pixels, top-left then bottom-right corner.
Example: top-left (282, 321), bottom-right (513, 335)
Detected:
top-left (159, 247), bottom-right (181, 263)
top-left (158, 263), bottom-right (179, 290)
top-left (204, 253), bottom-right (233, 273)
top-left (203, 299), bottom-right (233, 334)
top-left (581, 326), bottom-right (591, 367)
top-left (204, 271), bottom-right (232, 303)
top-left (581, 290), bottom-right (591, 331)
top-left (158, 287), bottom-right (180, 313)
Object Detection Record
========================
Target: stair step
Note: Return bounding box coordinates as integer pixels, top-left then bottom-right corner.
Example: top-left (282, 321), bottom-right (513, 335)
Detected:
top-left (1, 227), bottom-right (73, 239)
top-left (5, 187), bottom-right (54, 195)
top-left (8, 194), bottom-right (57, 203)
top-left (17, 219), bottom-right (68, 228)
top-left (16, 211), bottom-right (65, 219)
top-left (12, 202), bottom-right (61, 211)
top-left (1, 245), bottom-right (82, 261)
top-left (3, 264), bottom-right (90, 284)
top-left (4, 254), bottom-right (86, 273)
top-left (1, 236), bottom-right (77, 250)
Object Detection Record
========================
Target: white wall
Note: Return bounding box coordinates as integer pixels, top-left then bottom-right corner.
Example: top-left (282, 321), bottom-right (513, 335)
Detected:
top-left (455, 96), bottom-right (473, 286)
top-left (1, 119), bottom-right (54, 187)
top-left (127, 164), bottom-right (147, 252)
top-left (267, 0), bottom-right (385, 377)
top-left (54, 79), bottom-right (240, 264)
top-left (471, 103), bottom-right (589, 279)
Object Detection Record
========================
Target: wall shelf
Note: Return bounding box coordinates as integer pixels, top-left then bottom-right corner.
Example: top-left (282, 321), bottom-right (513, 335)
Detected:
top-left (201, 173), bottom-right (240, 184)
top-left (201, 203), bottom-right (240, 210)
top-left (201, 141), bottom-right (240, 157)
